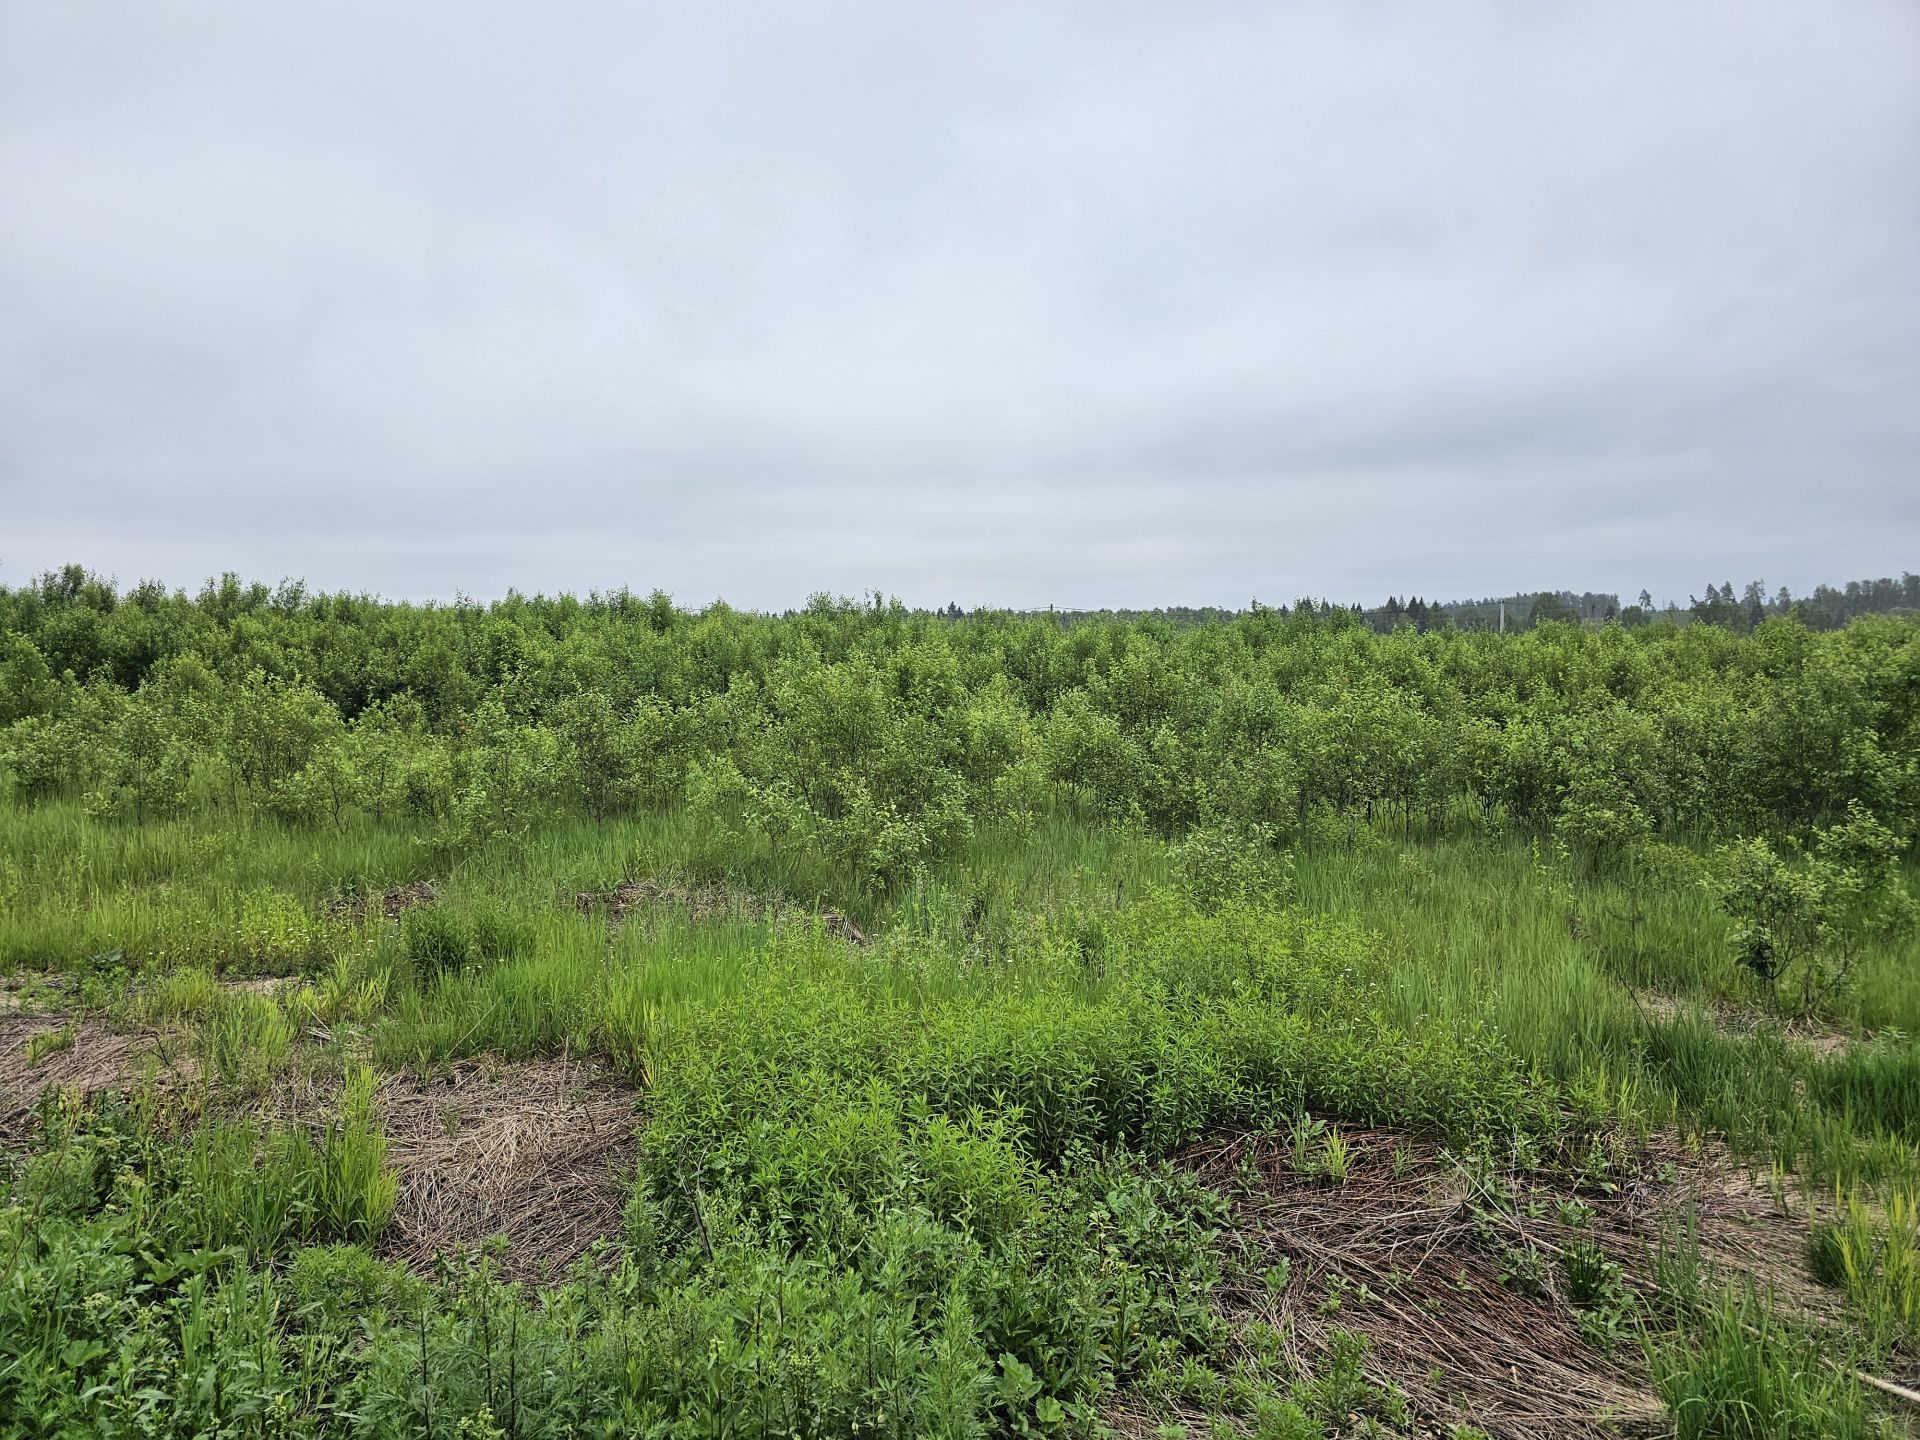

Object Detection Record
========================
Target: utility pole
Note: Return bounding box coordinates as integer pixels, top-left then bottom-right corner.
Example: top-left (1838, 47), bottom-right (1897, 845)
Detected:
top-left (1499, 600), bottom-right (1505, 633)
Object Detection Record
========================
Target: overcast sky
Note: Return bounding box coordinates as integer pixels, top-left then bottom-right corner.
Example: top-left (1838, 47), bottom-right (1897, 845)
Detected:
top-left (2, 2), bottom-right (1916, 610)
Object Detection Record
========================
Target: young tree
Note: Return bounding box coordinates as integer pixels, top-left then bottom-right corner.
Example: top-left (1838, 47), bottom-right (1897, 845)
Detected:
top-left (85, 687), bottom-right (196, 823)
top-left (1554, 766), bottom-right (1653, 877)
top-left (0, 634), bottom-right (55, 724)
top-left (1712, 805), bottom-right (1914, 1014)
top-left (218, 669), bottom-right (342, 812)
top-left (0, 681), bottom-right (122, 801)
top-left (443, 696), bottom-right (563, 847)
top-left (555, 687), bottom-right (650, 823)
top-left (345, 696), bottom-right (429, 824)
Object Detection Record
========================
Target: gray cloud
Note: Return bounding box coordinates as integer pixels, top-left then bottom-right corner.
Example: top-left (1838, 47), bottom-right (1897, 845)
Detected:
top-left (3, 1), bottom-right (1916, 608)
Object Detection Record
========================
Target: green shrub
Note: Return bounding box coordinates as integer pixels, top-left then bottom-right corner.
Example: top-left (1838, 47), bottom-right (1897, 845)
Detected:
top-left (200, 991), bottom-right (295, 1094)
top-left (1172, 819), bottom-right (1294, 912)
top-left (1561, 1237), bottom-right (1626, 1307)
top-left (287, 1243), bottom-right (424, 1323)
top-left (1807, 1221), bottom-right (1849, 1288)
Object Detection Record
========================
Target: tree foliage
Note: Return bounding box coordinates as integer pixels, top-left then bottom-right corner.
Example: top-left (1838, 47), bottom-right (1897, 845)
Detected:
top-left (1, 569), bottom-right (1917, 877)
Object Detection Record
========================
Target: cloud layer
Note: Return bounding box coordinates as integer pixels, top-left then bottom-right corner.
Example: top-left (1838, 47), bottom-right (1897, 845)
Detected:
top-left (3, 2), bottom-right (1917, 607)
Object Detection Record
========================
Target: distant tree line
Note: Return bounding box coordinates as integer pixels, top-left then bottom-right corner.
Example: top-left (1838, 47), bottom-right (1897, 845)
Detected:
top-left (1025, 572), bottom-right (1918, 636)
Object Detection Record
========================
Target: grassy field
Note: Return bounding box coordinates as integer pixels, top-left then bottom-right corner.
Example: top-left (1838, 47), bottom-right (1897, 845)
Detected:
top-left (4, 585), bottom-right (1919, 1435)
top-left (5, 797), bottom-right (1920, 1438)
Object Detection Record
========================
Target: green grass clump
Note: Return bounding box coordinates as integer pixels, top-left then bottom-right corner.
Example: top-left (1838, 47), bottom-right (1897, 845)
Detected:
top-left (315, 1066), bottom-right (398, 1246)
top-left (1826, 1188), bottom-right (1920, 1360)
top-left (1653, 1291), bottom-right (1888, 1440)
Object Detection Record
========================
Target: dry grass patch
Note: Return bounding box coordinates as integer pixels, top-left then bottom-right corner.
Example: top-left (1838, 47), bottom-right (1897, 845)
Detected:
top-left (324, 878), bottom-right (440, 924)
top-left (221, 976), bottom-right (299, 1000)
top-left (0, 1013), bottom-right (192, 1145)
top-left (1124, 1126), bottom-right (1842, 1440)
top-left (574, 874), bottom-right (868, 945)
top-left (1629, 987), bottom-right (1860, 1059)
top-left (281, 1054), bottom-right (640, 1283)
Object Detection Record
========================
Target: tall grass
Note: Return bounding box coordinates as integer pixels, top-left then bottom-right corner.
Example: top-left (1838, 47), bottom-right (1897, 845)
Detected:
top-left (147, 1067), bottom-right (397, 1260)
top-left (1653, 1288), bottom-right (1886, 1440)
top-left (316, 1066), bottom-right (398, 1244)
top-left (1829, 1186), bottom-right (1920, 1359)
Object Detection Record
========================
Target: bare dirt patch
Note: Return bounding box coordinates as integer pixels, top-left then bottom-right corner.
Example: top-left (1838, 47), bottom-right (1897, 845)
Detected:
top-left (574, 874), bottom-right (869, 946)
top-left (0, 971), bottom-right (69, 1017)
top-left (1114, 1127), bottom-right (1840, 1440)
top-left (283, 1055), bottom-right (642, 1283)
top-left (221, 976), bottom-right (299, 999)
top-left (324, 879), bottom-right (440, 924)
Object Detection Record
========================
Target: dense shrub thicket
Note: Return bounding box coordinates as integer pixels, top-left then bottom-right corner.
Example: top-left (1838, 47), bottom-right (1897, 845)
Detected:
top-left (4, 568), bottom-right (1915, 883)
